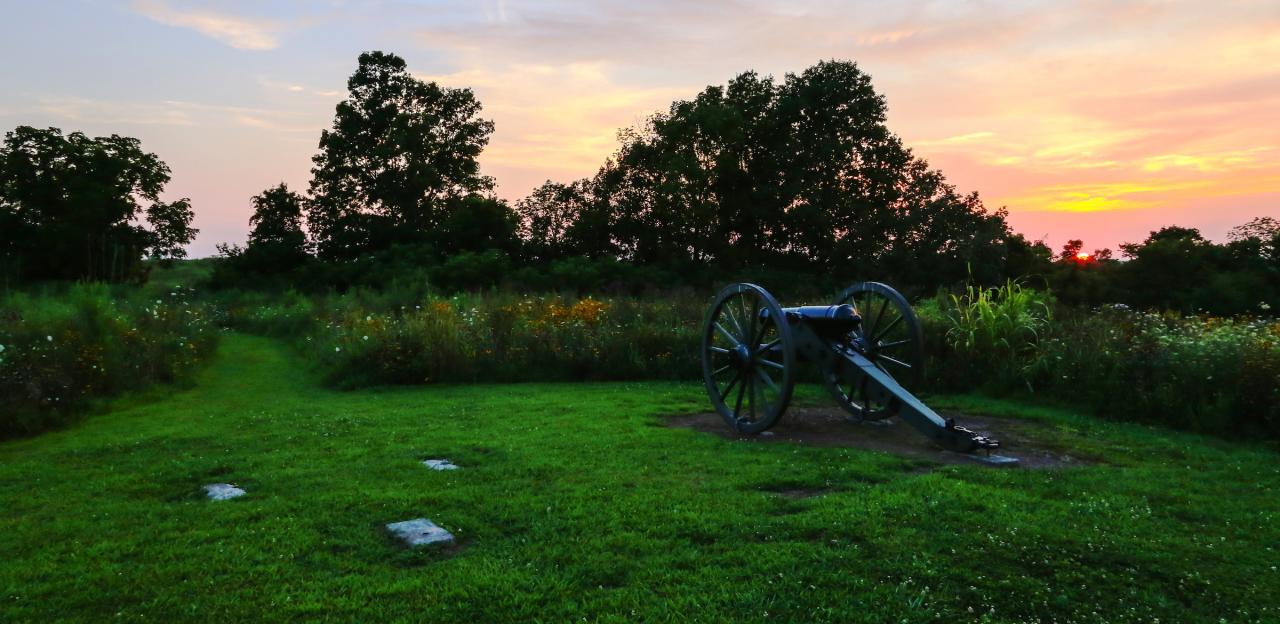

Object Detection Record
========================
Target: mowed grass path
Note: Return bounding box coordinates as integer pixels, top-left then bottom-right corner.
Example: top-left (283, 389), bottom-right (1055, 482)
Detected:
top-left (1, 335), bottom-right (1277, 622)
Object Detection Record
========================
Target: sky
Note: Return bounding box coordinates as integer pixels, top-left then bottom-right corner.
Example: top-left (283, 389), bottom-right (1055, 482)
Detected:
top-left (1, 0), bottom-right (1277, 258)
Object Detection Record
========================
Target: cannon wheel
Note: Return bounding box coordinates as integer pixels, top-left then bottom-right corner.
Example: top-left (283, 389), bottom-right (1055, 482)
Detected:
top-left (701, 283), bottom-right (797, 433)
top-left (824, 282), bottom-right (924, 421)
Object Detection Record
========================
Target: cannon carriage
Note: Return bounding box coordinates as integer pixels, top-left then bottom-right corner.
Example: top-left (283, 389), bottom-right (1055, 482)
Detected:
top-left (701, 282), bottom-right (1010, 461)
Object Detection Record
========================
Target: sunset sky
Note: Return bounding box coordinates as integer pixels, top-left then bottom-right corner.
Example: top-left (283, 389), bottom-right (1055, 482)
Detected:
top-left (2, 0), bottom-right (1277, 257)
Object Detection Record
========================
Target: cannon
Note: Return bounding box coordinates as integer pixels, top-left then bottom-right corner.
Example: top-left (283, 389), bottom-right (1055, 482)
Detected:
top-left (701, 282), bottom-right (1014, 463)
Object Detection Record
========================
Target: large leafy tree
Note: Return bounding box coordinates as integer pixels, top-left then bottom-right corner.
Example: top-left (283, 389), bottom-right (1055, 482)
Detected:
top-left (0, 125), bottom-right (196, 282)
top-left (530, 60), bottom-right (1016, 289)
top-left (307, 51), bottom-right (497, 260)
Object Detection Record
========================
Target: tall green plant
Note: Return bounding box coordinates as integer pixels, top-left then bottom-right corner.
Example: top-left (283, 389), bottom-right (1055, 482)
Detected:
top-left (943, 280), bottom-right (1053, 388)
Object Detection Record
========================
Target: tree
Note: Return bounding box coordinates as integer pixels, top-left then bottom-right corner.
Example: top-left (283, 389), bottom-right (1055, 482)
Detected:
top-left (515, 180), bottom-right (614, 261)
top-left (1229, 216), bottom-right (1279, 263)
top-left (306, 51), bottom-right (496, 260)
top-left (248, 184), bottom-right (306, 251)
top-left (223, 183), bottom-right (310, 275)
top-left (0, 125), bottom-right (196, 282)
top-left (1118, 227), bottom-right (1217, 311)
top-left (434, 195), bottom-right (520, 257)
top-left (528, 60), bottom-right (1016, 290)
top-left (1228, 216), bottom-right (1279, 244)
top-left (1058, 239), bottom-right (1085, 262)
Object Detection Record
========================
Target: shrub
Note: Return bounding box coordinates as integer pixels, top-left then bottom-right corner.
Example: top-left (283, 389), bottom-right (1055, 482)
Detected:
top-left (0, 284), bottom-right (219, 437)
top-left (301, 292), bottom-right (701, 387)
top-left (1033, 308), bottom-right (1280, 437)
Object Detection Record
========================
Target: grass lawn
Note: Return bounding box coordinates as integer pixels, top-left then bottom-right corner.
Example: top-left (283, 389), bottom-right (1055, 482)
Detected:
top-left (1, 334), bottom-right (1277, 622)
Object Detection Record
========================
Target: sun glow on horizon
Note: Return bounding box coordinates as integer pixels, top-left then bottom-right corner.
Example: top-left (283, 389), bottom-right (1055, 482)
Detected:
top-left (1, 1), bottom-right (1276, 256)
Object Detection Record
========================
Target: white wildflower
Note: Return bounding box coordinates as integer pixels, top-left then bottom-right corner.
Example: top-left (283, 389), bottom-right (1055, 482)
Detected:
top-left (362, 335), bottom-right (369, 341)
top-left (335, 346), bottom-right (341, 352)
top-left (46, 335), bottom-right (53, 342)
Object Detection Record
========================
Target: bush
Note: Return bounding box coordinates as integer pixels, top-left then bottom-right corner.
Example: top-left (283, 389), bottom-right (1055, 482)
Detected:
top-left (0, 284), bottom-right (219, 437)
top-left (1033, 308), bottom-right (1280, 437)
top-left (299, 292), bottom-right (701, 387)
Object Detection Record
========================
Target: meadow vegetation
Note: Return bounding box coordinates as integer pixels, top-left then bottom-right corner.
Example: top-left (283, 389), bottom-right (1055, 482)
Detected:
top-left (0, 282), bottom-right (218, 437)
top-left (1, 334), bottom-right (1276, 622)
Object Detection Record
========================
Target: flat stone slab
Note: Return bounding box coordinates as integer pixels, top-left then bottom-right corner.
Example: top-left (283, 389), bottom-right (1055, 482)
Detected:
top-left (422, 459), bottom-right (459, 470)
top-left (203, 483), bottom-right (246, 501)
top-left (967, 453), bottom-right (1020, 466)
top-left (386, 518), bottom-right (455, 547)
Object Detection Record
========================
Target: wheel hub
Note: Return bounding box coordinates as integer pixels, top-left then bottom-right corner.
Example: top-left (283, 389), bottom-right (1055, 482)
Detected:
top-left (730, 343), bottom-right (754, 372)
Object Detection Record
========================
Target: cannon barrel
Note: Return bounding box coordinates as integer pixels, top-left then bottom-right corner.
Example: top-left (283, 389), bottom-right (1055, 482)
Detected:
top-left (775, 305), bottom-right (862, 337)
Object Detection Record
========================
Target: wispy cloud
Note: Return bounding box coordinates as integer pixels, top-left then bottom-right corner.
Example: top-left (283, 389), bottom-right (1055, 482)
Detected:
top-left (34, 95), bottom-right (195, 126)
top-left (131, 0), bottom-right (281, 50)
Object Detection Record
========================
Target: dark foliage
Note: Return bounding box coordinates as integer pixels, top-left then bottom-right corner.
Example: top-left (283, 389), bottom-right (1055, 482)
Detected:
top-left (513, 62), bottom-right (1021, 292)
top-left (1041, 224), bottom-right (1279, 314)
top-left (306, 51), bottom-right (509, 261)
top-left (0, 126), bottom-right (196, 283)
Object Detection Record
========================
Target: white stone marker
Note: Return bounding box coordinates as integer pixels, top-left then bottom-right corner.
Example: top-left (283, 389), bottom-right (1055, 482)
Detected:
top-left (386, 518), bottom-right (455, 546)
top-left (203, 483), bottom-right (246, 501)
top-left (422, 459), bottom-right (459, 470)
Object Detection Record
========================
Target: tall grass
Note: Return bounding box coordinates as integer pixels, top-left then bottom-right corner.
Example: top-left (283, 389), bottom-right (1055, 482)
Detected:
top-left (919, 280), bottom-right (1054, 390)
top-left (0, 284), bottom-right (219, 437)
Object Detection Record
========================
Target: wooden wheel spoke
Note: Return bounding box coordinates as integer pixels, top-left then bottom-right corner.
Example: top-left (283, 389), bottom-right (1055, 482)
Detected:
top-left (732, 376), bottom-right (746, 417)
top-left (869, 296), bottom-right (888, 338)
top-left (753, 338), bottom-right (780, 357)
top-left (719, 374), bottom-right (741, 402)
top-left (709, 346), bottom-right (730, 354)
top-left (724, 302), bottom-right (747, 343)
top-left (714, 322), bottom-right (741, 347)
top-left (879, 354), bottom-right (912, 369)
top-left (758, 358), bottom-right (785, 371)
top-left (755, 367), bottom-right (779, 394)
top-left (872, 314), bottom-right (903, 344)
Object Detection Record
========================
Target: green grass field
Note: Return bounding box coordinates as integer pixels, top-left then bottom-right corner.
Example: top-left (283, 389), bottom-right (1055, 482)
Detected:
top-left (2, 335), bottom-right (1277, 622)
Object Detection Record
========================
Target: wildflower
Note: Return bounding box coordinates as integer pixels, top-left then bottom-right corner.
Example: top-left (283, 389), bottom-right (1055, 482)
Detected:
top-left (362, 335), bottom-right (369, 341)
top-left (46, 335), bottom-right (53, 342)
top-left (0, 344), bottom-right (4, 353)
top-left (335, 346), bottom-right (342, 352)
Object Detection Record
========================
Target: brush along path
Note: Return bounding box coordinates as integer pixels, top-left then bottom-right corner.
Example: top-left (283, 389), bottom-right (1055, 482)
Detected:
top-left (0, 334), bottom-right (1276, 622)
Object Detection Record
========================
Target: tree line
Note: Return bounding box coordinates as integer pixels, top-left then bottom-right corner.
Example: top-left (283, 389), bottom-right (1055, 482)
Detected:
top-left (216, 52), bottom-right (1029, 294)
top-left (2, 51), bottom-right (1276, 313)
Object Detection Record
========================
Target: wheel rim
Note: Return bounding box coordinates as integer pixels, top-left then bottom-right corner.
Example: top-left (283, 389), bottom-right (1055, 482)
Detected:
top-left (824, 282), bottom-right (924, 421)
top-left (701, 283), bottom-right (796, 433)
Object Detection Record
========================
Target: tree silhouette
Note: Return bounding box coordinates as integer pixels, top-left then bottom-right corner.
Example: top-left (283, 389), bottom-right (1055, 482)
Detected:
top-left (306, 51), bottom-right (496, 260)
top-left (524, 60), bottom-right (1016, 288)
top-left (0, 125), bottom-right (196, 282)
